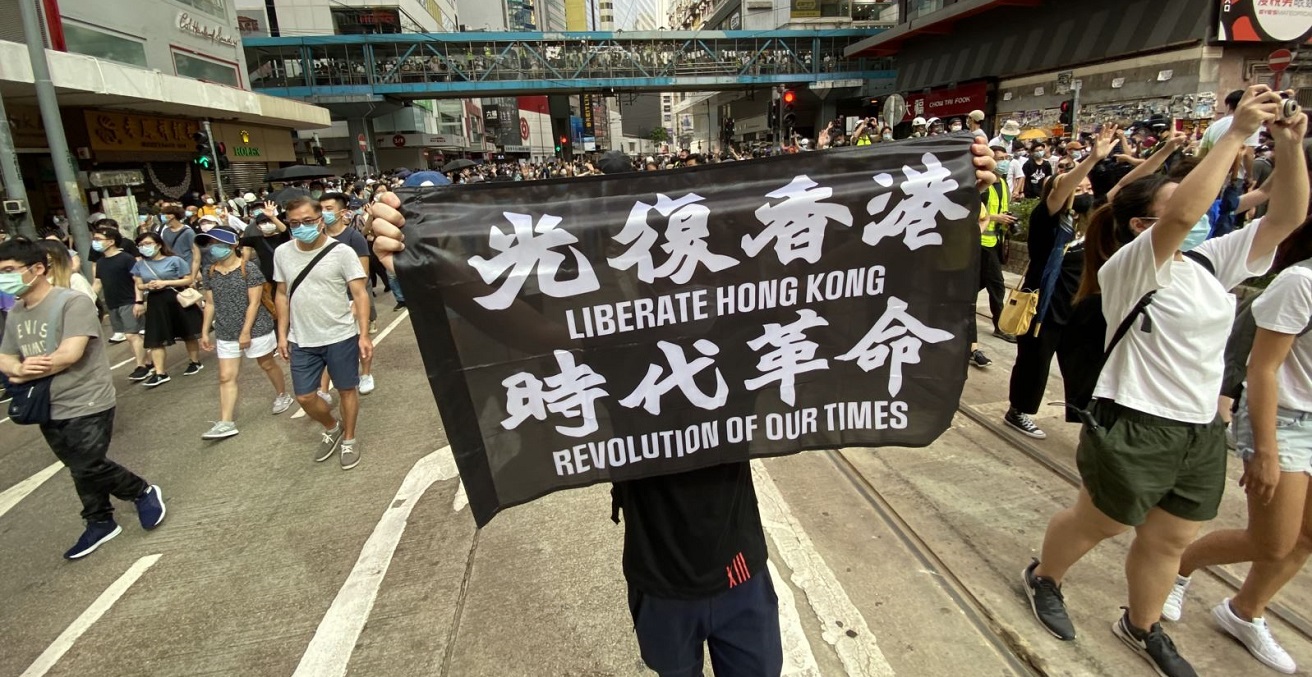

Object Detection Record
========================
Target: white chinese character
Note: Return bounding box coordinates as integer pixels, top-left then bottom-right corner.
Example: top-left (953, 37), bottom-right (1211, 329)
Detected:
top-left (501, 350), bottom-right (610, 438)
top-left (744, 309), bottom-right (830, 406)
top-left (742, 176), bottom-right (854, 265)
top-left (619, 339), bottom-right (728, 415)
top-left (835, 296), bottom-right (953, 397)
top-left (863, 153), bottom-right (970, 251)
top-left (469, 212), bottom-right (599, 310)
top-left (609, 193), bottom-right (739, 284)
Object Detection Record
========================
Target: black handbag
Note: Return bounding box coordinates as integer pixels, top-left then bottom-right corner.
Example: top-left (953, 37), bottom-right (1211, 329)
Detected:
top-left (8, 376), bottom-right (53, 425)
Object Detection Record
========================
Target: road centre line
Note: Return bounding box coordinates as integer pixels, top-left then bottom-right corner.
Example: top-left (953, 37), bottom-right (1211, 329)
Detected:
top-left (770, 559), bottom-right (822, 676)
top-left (20, 554), bottom-right (163, 677)
top-left (752, 460), bottom-right (895, 677)
top-left (0, 462), bottom-right (63, 520)
top-left (292, 445), bottom-right (458, 677)
top-left (292, 310), bottom-right (410, 420)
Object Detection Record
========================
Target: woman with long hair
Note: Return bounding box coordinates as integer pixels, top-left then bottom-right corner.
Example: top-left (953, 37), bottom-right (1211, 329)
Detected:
top-left (35, 240), bottom-right (93, 299)
top-left (133, 232), bottom-right (203, 388)
top-left (1162, 218), bottom-right (1312, 674)
top-left (1021, 86), bottom-right (1308, 677)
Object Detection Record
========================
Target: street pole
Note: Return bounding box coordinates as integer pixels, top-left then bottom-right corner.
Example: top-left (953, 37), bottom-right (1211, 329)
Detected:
top-left (202, 120), bottom-right (226, 202)
top-left (1072, 80), bottom-right (1082, 136)
top-left (0, 91), bottom-right (37, 239)
top-left (19, 0), bottom-right (90, 272)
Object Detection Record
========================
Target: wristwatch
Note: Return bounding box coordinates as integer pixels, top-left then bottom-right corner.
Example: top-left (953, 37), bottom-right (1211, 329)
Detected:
top-left (134, 301), bottom-right (145, 305)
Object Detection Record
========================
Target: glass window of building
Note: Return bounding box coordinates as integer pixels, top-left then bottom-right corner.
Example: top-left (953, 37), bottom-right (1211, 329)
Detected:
top-left (173, 51), bottom-right (240, 87)
top-left (173, 0), bottom-right (228, 19)
top-left (62, 23), bottom-right (147, 68)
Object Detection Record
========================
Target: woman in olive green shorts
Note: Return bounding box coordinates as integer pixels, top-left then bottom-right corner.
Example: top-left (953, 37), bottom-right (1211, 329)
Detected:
top-left (1020, 86), bottom-right (1309, 677)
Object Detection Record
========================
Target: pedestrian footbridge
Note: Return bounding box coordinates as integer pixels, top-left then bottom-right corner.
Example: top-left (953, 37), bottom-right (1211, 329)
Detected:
top-left (244, 29), bottom-right (894, 101)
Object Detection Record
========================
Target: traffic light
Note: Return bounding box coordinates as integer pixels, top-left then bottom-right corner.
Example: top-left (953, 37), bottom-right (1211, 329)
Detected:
top-left (782, 89), bottom-right (797, 135)
top-left (1059, 99), bottom-right (1075, 127)
top-left (312, 145), bottom-right (326, 166)
top-left (192, 131), bottom-right (214, 170)
top-left (556, 135), bottom-right (565, 153)
top-left (215, 141), bottom-right (230, 170)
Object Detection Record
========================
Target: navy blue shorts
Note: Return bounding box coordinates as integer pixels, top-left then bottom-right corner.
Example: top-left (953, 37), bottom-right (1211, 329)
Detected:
top-left (627, 567), bottom-right (782, 677)
top-left (290, 336), bottom-right (360, 396)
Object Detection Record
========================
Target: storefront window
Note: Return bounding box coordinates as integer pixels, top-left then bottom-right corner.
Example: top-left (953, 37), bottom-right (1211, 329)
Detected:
top-left (63, 24), bottom-right (147, 68)
top-left (172, 0), bottom-right (228, 20)
top-left (173, 51), bottom-right (240, 87)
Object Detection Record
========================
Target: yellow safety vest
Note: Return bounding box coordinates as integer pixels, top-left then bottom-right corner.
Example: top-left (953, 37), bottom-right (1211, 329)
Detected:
top-left (981, 179), bottom-right (1009, 247)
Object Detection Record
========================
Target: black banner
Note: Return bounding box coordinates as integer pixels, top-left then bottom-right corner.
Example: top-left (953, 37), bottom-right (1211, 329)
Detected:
top-left (396, 136), bottom-right (980, 526)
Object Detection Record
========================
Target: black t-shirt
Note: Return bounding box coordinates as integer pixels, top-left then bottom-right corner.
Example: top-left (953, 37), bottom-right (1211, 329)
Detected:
top-left (1023, 158), bottom-right (1054, 199)
top-left (1023, 201), bottom-right (1061, 291)
top-left (94, 250), bottom-right (138, 308)
top-left (241, 224), bottom-right (290, 281)
top-left (1045, 241), bottom-right (1085, 328)
top-left (613, 462), bottom-right (768, 600)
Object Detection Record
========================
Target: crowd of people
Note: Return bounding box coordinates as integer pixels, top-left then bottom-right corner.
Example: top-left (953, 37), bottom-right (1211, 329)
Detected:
top-left (3, 82), bottom-right (1312, 677)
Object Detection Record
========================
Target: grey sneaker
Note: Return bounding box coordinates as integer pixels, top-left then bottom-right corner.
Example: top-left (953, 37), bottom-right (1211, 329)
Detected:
top-left (340, 438), bottom-right (361, 470)
top-left (316, 423), bottom-right (343, 463)
top-left (201, 421), bottom-right (239, 440)
top-left (272, 393), bottom-right (294, 415)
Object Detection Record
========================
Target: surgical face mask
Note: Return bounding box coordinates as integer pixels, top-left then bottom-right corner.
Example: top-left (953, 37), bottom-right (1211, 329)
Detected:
top-left (210, 245), bottom-right (233, 260)
top-left (1181, 215), bottom-right (1211, 252)
top-left (138, 215), bottom-right (149, 225)
top-left (140, 245), bottom-right (158, 258)
top-left (1003, 134), bottom-right (1016, 143)
top-left (1072, 151), bottom-right (1087, 161)
top-left (259, 222), bottom-right (277, 235)
top-left (291, 224), bottom-right (321, 243)
top-left (0, 268), bottom-right (33, 296)
top-left (91, 240), bottom-right (107, 253)
top-left (882, 133), bottom-right (893, 141)
top-left (158, 215), bottom-right (169, 226)
top-left (200, 222), bottom-right (214, 233)
top-left (1073, 194), bottom-right (1094, 214)
top-left (1033, 151), bottom-right (1046, 159)
top-left (996, 159), bottom-right (1012, 175)
top-left (252, 209), bottom-right (265, 218)
top-left (204, 198), bottom-right (215, 205)
top-left (185, 209), bottom-right (196, 218)
top-left (310, 190), bottom-right (323, 199)
top-left (950, 124), bottom-right (963, 132)
top-left (322, 211), bottom-right (339, 226)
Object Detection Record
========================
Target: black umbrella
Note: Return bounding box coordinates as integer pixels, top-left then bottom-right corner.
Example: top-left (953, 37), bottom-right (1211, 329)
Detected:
top-left (266, 165), bottom-right (337, 182)
top-left (442, 159), bottom-right (478, 172)
top-left (267, 186), bottom-right (311, 207)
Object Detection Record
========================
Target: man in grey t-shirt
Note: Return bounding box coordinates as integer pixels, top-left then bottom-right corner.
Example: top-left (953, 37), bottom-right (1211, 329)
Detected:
top-left (0, 239), bottom-right (166, 560)
top-left (274, 197), bottom-right (371, 470)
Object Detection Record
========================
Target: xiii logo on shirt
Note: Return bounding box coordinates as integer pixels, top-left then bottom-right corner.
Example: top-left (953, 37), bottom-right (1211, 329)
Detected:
top-left (725, 552), bottom-right (752, 588)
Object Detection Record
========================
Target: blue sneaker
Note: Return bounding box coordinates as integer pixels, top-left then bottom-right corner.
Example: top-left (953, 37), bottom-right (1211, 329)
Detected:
top-left (135, 485), bottom-right (166, 530)
top-left (64, 520), bottom-right (122, 560)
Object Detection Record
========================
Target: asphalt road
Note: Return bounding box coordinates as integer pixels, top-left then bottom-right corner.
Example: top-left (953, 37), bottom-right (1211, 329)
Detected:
top-left (1, 293), bottom-right (1307, 677)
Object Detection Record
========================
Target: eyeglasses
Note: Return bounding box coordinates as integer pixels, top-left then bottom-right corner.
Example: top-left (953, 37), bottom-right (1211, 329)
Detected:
top-left (286, 217), bottom-right (322, 228)
top-left (0, 264), bottom-right (31, 275)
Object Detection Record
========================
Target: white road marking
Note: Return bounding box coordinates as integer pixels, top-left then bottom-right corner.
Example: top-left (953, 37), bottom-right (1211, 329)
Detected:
top-left (111, 357), bottom-right (135, 370)
top-left (0, 462), bottom-right (63, 519)
top-left (20, 554), bottom-right (162, 677)
top-left (292, 311), bottom-right (410, 420)
top-left (752, 461), bottom-right (895, 677)
top-left (770, 560), bottom-right (822, 677)
top-left (292, 445), bottom-right (457, 677)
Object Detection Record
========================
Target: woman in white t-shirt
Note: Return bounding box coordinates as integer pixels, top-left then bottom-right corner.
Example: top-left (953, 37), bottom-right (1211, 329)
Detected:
top-left (1020, 86), bottom-right (1309, 677)
top-left (1164, 228), bottom-right (1312, 674)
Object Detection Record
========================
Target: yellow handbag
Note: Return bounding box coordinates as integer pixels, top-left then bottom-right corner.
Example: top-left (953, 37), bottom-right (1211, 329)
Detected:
top-left (998, 284), bottom-right (1039, 336)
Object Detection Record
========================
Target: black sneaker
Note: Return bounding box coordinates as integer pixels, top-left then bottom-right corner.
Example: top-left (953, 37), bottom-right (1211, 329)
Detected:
top-left (183, 362), bottom-right (204, 376)
top-left (1005, 407), bottom-right (1048, 440)
top-left (128, 365), bottom-right (153, 381)
top-left (1113, 610), bottom-right (1197, 677)
top-left (142, 373), bottom-right (171, 388)
top-left (970, 350), bottom-right (992, 368)
top-left (64, 520), bottom-right (122, 560)
top-left (393, 301), bottom-right (406, 311)
top-left (992, 329), bottom-right (1019, 343)
top-left (1023, 559), bottom-right (1076, 640)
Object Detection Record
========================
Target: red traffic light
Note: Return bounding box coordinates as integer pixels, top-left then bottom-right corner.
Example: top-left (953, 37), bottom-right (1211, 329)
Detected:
top-left (559, 135), bottom-right (568, 144)
top-left (1060, 101), bottom-right (1072, 112)
top-left (216, 141), bottom-right (227, 155)
top-left (782, 90), bottom-right (797, 105)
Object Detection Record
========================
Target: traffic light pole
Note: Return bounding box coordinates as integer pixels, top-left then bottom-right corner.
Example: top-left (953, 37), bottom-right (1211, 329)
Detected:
top-left (19, 0), bottom-right (91, 274)
top-left (0, 91), bottom-right (36, 239)
top-left (202, 120), bottom-right (226, 202)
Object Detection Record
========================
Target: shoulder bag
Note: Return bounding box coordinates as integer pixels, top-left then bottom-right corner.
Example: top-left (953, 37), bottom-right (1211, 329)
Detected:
top-left (998, 281), bottom-right (1039, 336)
top-left (8, 289), bottom-right (69, 425)
top-left (288, 241), bottom-right (341, 302)
top-left (143, 259), bottom-right (203, 308)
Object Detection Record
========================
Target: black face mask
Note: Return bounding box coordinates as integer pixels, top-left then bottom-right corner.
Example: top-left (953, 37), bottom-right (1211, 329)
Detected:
top-left (1073, 194), bottom-right (1094, 214)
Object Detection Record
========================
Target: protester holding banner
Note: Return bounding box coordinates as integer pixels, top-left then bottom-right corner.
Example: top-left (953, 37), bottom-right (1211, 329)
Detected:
top-left (1022, 86), bottom-right (1308, 677)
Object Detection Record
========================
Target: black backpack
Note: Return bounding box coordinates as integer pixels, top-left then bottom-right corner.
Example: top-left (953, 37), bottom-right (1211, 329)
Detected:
top-left (1059, 250), bottom-right (1215, 425)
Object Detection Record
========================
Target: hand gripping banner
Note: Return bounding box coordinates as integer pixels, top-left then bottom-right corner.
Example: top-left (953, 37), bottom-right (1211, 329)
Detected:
top-left (395, 136), bottom-right (980, 526)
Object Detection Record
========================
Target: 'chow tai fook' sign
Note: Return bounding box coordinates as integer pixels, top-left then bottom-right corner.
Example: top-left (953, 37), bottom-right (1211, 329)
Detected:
top-left (396, 137), bottom-right (980, 526)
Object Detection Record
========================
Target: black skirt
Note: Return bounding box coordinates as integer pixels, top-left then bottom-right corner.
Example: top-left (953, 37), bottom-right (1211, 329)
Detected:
top-left (143, 289), bottom-right (203, 349)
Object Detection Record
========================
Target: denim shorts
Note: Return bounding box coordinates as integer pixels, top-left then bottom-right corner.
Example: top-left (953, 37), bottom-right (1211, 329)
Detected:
top-left (290, 336), bottom-right (360, 396)
top-left (1233, 393), bottom-right (1312, 475)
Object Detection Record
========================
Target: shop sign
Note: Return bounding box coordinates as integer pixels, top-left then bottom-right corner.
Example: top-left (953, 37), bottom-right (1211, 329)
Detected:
top-left (89, 170), bottom-right (144, 187)
top-left (1219, 1), bottom-right (1312, 43)
top-left (177, 12), bottom-right (240, 47)
top-left (902, 81), bottom-right (989, 122)
top-left (84, 110), bottom-right (199, 153)
top-left (376, 133), bottom-right (463, 149)
top-left (790, 0), bottom-right (820, 18)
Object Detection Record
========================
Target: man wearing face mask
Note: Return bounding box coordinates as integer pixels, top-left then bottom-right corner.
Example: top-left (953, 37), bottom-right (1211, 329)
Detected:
top-left (0, 238), bottom-right (166, 559)
top-left (273, 197), bottom-right (371, 471)
top-left (320, 193), bottom-right (377, 395)
top-left (1022, 142), bottom-right (1054, 199)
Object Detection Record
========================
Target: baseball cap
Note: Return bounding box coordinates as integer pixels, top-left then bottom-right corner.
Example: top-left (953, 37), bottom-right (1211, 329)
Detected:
top-left (242, 192), bottom-right (257, 202)
top-left (968, 110), bottom-right (986, 122)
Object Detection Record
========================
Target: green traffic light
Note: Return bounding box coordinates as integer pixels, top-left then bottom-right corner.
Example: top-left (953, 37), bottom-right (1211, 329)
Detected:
top-left (195, 156), bottom-right (213, 170)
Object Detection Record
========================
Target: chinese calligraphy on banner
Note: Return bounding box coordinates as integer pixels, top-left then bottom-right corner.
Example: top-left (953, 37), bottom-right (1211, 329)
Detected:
top-left (395, 136), bottom-right (980, 526)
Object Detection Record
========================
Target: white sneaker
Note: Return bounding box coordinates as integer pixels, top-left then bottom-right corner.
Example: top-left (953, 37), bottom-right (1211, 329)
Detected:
top-left (317, 390), bottom-right (333, 407)
top-left (359, 374), bottom-right (376, 395)
top-left (1212, 598), bottom-right (1296, 674)
top-left (1162, 575), bottom-right (1191, 622)
top-left (108, 332), bottom-right (127, 344)
top-left (201, 421), bottom-right (239, 440)
top-left (272, 393), bottom-right (294, 415)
